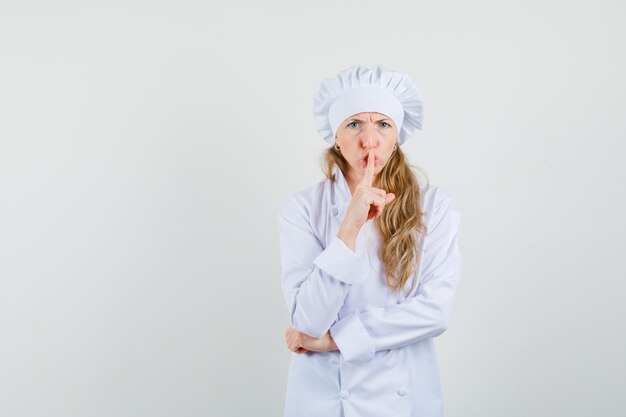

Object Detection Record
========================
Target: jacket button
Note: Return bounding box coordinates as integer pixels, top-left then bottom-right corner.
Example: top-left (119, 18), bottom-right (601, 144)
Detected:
top-left (397, 387), bottom-right (407, 396)
top-left (341, 390), bottom-right (350, 399)
top-left (332, 207), bottom-right (339, 216)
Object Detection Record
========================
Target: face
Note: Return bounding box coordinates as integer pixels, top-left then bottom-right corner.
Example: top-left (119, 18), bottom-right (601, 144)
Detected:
top-left (335, 112), bottom-right (398, 182)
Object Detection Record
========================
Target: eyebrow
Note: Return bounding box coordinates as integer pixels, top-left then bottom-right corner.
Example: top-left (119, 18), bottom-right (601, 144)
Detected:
top-left (347, 117), bottom-right (391, 123)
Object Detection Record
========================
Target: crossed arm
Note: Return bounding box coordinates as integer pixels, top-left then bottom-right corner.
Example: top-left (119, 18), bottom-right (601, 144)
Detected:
top-left (278, 193), bottom-right (462, 364)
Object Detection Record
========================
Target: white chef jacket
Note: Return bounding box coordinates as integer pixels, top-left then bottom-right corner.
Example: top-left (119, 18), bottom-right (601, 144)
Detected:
top-left (277, 167), bottom-right (462, 417)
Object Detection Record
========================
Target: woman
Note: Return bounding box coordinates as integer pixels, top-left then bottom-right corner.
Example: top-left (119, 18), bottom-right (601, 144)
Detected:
top-left (278, 65), bottom-right (462, 417)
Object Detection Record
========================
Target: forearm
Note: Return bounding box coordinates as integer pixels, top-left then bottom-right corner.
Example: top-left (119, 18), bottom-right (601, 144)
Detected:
top-left (288, 269), bottom-right (352, 338)
top-left (330, 194), bottom-right (462, 364)
top-left (329, 275), bottom-right (459, 363)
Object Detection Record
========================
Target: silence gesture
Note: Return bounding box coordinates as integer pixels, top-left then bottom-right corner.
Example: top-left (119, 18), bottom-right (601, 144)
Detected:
top-left (337, 150), bottom-right (395, 249)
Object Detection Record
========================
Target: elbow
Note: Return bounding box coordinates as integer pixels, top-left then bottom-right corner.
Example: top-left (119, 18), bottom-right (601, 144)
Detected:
top-left (427, 307), bottom-right (452, 338)
top-left (291, 312), bottom-right (328, 339)
top-left (433, 310), bottom-right (452, 337)
top-left (435, 320), bottom-right (449, 337)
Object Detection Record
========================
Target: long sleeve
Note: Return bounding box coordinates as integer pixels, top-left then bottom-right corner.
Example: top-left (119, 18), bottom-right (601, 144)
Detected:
top-left (278, 193), bottom-right (371, 339)
top-left (329, 194), bottom-right (462, 364)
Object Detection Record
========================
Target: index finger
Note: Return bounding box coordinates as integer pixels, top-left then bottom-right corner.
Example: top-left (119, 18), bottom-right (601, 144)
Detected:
top-left (362, 150), bottom-right (375, 186)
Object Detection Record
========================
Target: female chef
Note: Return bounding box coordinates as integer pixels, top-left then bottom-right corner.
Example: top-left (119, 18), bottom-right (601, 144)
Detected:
top-left (277, 64), bottom-right (462, 417)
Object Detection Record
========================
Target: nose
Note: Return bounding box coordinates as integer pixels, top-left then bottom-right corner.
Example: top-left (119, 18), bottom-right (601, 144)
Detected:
top-left (360, 123), bottom-right (377, 149)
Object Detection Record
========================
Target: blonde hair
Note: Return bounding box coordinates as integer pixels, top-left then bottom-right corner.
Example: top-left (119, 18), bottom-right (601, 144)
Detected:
top-left (321, 145), bottom-right (429, 294)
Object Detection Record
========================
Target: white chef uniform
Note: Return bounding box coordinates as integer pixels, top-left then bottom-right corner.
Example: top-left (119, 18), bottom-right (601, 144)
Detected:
top-left (278, 166), bottom-right (462, 417)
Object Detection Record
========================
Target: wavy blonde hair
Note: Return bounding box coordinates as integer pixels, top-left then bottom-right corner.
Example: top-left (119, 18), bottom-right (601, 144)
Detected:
top-left (321, 145), bottom-right (429, 294)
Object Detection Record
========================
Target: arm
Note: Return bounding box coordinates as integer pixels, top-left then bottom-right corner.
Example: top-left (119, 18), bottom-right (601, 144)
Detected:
top-left (329, 194), bottom-right (462, 364)
top-left (278, 193), bottom-right (371, 339)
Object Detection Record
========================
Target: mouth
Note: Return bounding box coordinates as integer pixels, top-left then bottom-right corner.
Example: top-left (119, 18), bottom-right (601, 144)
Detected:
top-left (363, 155), bottom-right (377, 164)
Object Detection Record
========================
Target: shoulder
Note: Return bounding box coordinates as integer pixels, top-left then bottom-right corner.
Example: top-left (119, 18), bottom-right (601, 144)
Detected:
top-left (419, 181), bottom-right (460, 221)
top-left (278, 179), bottom-right (328, 221)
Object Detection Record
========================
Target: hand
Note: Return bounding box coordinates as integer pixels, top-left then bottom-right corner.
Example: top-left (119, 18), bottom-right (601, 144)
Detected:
top-left (342, 150), bottom-right (396, 231)
top-left (284, 327), bottom-right (338, 354)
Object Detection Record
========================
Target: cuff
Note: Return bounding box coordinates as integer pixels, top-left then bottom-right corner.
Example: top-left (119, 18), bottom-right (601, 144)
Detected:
top-left (329, 312), bottom-right (375, 364)
top-left (313, 236), bottom-right (370, 285)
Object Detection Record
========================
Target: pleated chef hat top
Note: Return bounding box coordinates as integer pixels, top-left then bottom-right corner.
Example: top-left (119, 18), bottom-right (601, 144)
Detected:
top-left (313, 64), bottom-right (424, 146)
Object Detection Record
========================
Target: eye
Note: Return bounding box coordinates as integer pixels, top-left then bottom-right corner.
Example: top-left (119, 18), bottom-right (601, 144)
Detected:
top-left (380, 121), bottom-right (391, 128)
top-left (347, 121), bottom-right (359, 128)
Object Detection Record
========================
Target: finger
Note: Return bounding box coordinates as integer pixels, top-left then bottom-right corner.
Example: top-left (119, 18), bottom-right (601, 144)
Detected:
top-left (286, 331), bottom-right (301, 350)
top-left (287, 331), bottom-right (300, 343)
top-left (288, 339), bottom-right (300, 351)
top-left (375, 204), bottom-right (384, 219)
top-left (369, 195), bottom-right (386, 207)
top-left (373, 195), bottom-right (392, 219)
top-left (362, 150), bottom-right (375, 186)
top-left (371, 188), bottom-right (386, 197)
top-left (285, 328), bottom-right (294, 342)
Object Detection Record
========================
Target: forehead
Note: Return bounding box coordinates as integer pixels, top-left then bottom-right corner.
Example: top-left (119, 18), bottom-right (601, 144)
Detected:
top-left (345, 112), bottom-right (391, 121)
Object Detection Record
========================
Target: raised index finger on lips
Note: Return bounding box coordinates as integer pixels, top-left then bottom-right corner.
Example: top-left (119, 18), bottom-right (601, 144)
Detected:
top-left (362, 150), bottom-right (375, 187)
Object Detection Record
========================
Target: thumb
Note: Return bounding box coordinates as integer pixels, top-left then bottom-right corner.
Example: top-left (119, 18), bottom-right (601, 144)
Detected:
top-left (386, 193), bottom-right (396, 204)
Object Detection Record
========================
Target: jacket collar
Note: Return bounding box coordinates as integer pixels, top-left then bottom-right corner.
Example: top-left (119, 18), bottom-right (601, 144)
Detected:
top-left (330, 167), bottom-right (352, 218)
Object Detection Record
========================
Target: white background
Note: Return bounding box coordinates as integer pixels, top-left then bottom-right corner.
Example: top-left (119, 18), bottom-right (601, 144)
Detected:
top-left (1, 1), bottom-right (624, 416)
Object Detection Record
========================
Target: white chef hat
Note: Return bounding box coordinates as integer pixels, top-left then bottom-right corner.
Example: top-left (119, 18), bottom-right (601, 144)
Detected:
top-left (313, 64), bottom-right (424, 146)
